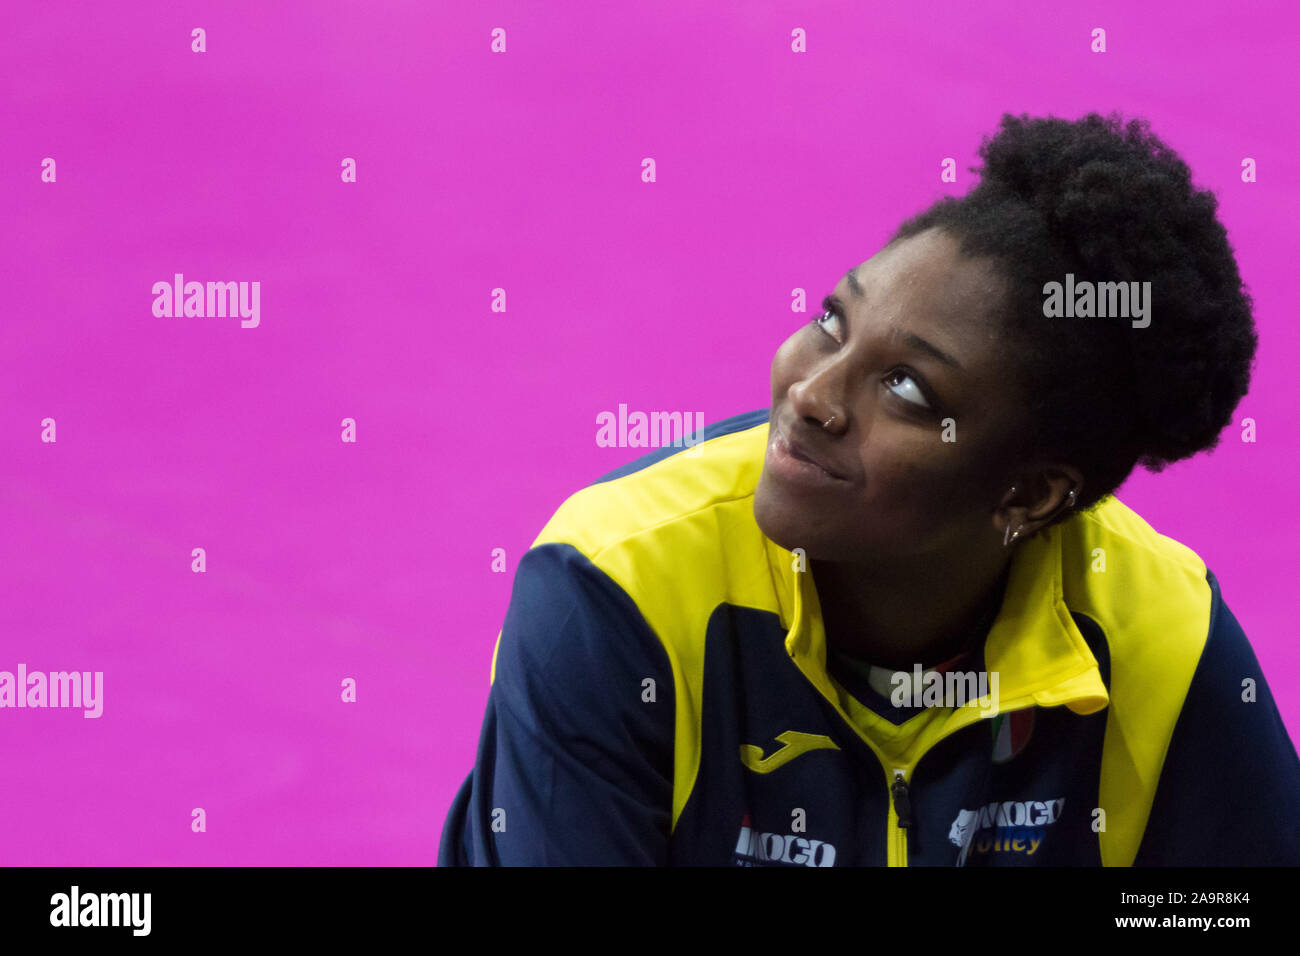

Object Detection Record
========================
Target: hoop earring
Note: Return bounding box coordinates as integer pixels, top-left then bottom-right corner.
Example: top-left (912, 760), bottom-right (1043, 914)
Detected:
top-left (1045, 484), bottom-right (1082, 523)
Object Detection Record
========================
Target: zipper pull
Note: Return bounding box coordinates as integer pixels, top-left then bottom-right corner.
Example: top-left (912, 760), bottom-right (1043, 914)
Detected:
top-left (891, 770), bottom-right (912, 829)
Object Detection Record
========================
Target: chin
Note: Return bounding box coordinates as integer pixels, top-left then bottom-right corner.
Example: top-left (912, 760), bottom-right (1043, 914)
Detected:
top-left (756, 483), bottom-right (884, 564)
top-left (754, 479), bottom-right (824, 556)
top-left (752, 481), bottom-right (787, 543)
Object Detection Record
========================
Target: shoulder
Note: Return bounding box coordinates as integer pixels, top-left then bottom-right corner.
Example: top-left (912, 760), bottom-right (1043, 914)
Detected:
top-left (535, 408), bottom-right (771, 559)
top-left (527, 410), bottom-right (774, 628)
top-left (1059, 496), bottom-right (1213, 671)
top-left (1065, 494), bottom-right (1206, 577)
top-left (1059, 499), bottom-right (1300, 863)
top-left (1132, 568), bottom-right (1300, 864)
top-left (495, 408), bottom-right (776, 676)
top-left (1183, 568), bottom-right (1288, 734)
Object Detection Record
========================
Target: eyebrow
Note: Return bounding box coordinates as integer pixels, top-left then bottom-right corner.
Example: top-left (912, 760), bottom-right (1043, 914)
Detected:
top-left (841, 267), bottom-right (964, 372)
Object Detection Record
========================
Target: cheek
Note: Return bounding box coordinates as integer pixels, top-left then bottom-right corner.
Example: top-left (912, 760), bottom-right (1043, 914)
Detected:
top-left (859, 436), bottom-right (975, 518)
top-left (865, 453), bottom-right (937, 508)
top-left (769, 331), bottom-right (808, 396)
top-left (861, 433), bottom-right (1005, 538)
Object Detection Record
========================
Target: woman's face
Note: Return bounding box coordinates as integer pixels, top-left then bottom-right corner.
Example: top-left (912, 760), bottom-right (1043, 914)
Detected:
top-left (754, 227), bottom-right (1032, 565)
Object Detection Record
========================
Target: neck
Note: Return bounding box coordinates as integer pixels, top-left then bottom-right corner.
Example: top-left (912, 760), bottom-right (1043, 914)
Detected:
top-left (811, 549), bottom-right (1012, 670)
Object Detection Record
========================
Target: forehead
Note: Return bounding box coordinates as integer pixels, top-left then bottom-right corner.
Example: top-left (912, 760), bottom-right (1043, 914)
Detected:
top-left (838, 229), bottom-right (1009, 347)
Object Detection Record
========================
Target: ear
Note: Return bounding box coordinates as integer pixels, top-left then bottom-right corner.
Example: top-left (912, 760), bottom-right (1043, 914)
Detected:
top-left (998, 464), bottom-right (1084, 542)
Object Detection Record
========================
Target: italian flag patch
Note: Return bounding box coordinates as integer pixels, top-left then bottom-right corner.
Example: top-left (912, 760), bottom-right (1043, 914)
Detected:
top-left (991, 709), bottom-right (1035, 763)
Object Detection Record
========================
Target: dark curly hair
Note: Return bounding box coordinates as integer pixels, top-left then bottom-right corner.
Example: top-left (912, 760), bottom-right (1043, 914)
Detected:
top-left (887, 111), bottom-right (1257, 521)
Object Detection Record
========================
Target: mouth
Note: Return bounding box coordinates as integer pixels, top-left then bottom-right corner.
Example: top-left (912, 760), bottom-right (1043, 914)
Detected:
top-left (765, 428), bottom-right (853, 487)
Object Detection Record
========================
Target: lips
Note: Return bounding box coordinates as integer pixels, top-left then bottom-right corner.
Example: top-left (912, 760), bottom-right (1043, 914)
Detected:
top-left (766, 423), bottom-right (855, 485)
top-left (785, 436), bottom-right (850, 480)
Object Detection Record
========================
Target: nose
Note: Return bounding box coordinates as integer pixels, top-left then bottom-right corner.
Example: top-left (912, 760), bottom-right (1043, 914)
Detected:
top-left (788, 365), bottom-right (849, 435)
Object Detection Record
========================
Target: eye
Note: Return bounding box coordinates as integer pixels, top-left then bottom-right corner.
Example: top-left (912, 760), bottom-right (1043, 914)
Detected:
top-left (812, 295), bottom-right (844, 342)
top-left (884, 369), bottom-right (931, 409)
top-left (806, 299), bottom-right (847, 343)
top-left (813, 294), bottom-right (935, 411)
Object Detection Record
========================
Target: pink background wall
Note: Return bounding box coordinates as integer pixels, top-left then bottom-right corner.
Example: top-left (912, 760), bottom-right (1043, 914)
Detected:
top-left (2, 1), bottom-right (1295, 865)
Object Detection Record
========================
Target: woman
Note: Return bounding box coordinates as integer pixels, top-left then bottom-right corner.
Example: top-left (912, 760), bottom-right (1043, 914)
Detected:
top-left (438, 112), bottom-right (1300, 866)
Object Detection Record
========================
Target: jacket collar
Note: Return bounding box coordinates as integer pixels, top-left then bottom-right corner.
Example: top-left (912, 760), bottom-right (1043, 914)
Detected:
top-left (762, 521), bottom-right (1110, 717)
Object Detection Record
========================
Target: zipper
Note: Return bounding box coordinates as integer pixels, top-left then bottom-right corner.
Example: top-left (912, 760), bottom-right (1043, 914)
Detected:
top-left (890, 769), bottom-right (911, 867)
top-left (789, 558), bottom-right (1040, 867)
top-left (869, 710), bottom-right (1037, 866)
